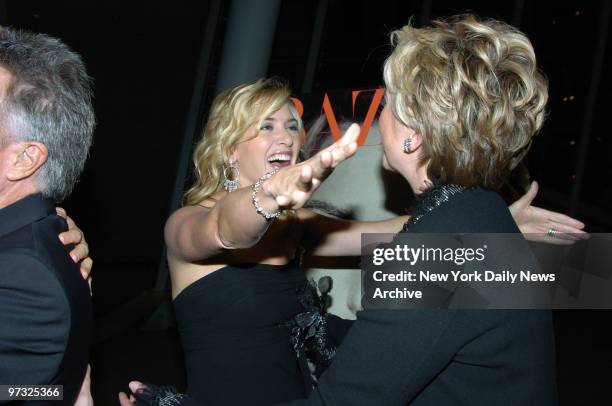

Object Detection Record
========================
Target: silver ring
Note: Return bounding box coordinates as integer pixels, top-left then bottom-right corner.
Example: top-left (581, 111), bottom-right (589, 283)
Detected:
top-left (547, 228), bottom-right (558, 238)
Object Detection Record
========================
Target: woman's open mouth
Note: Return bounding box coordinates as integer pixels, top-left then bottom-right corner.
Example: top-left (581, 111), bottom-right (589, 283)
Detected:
top-left (267, 153), bottom-right (292, 170)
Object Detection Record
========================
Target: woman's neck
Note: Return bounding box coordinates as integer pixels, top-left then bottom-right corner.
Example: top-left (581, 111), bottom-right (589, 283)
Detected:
top-left (402, 162), bottom-right (430, 196)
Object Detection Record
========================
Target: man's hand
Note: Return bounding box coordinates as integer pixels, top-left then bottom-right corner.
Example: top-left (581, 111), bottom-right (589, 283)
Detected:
top-left (56, 207), bottom-right (93, 287)
top-left (510, 181), bottom-right (588, 244)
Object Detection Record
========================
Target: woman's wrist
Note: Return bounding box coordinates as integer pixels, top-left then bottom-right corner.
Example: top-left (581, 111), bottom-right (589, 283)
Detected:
top-left (252, 171), bottom-right (282, 221)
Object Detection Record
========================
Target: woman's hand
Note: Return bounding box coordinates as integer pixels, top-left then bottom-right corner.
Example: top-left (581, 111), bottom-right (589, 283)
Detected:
top-left (56, 208), bottom-right (93, 286)
top-left (264, 123), bottom-right (360, 210)
top-left (510, 181), bottom-right (588, 244)
top-left (118, 381), bottom-right (145, 406)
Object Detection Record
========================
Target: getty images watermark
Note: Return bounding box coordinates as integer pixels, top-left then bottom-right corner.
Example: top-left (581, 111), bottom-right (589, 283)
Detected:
top-left (361, 233), bottom-right (611, 309)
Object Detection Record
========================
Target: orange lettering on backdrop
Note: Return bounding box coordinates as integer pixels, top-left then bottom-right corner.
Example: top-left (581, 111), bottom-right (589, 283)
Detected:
top-left (293, 88), bottom-right (385, 146)
top-left (290, 97), bottom-right (304, 117)
top-left (290, 97), bottom-right (307, 144)
top-left (321, 93), bottom-right (342, 142)
top-left (351, 88), bottom-right (385, 145)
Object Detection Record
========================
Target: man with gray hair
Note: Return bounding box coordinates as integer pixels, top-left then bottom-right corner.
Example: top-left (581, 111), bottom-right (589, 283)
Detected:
top-left (0, 27), bottom-right (95, 405)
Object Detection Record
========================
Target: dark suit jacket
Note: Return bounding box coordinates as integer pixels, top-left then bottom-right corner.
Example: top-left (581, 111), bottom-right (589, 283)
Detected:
top-left (0, 193), bottom-right (93, 405)
top-left (283, 187), bottom-right (557, 405)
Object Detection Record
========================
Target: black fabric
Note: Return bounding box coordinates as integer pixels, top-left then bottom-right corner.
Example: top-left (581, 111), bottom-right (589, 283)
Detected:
top-left (133, 383), bottom-right (200, 406)
top-left (323, 314), bottom-right (353, 357)
top-left (0, 193), bottom-right (93, 405)
top-left (173, 260), bottom-right (313, 405)
top-left (282, 187), bottom-right (558, 405)
top-left (285, 278), bottom-right (343, 380)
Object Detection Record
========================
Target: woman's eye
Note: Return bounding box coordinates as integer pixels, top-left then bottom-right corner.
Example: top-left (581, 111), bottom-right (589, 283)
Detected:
top-left (260, 123), bottom-right (273, 131)
top-left (288, 125), bottom-right (299, 132)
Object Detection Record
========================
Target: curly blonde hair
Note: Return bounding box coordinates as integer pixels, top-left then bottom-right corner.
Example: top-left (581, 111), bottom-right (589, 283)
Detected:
top-left (383, 14), bottom-right (548, 189)
top-left (183, 78), bottom-right (301, 206)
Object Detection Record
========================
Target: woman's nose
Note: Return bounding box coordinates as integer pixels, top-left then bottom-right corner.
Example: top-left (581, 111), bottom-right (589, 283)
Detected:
top-left (277, 129), bottom-right (294, 147)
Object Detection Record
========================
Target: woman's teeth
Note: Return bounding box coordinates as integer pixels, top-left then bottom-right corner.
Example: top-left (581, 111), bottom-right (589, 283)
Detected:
top-left (267, 153), bottom-right (291, 169)
top-left (267, 153), bottom-right (291, 163)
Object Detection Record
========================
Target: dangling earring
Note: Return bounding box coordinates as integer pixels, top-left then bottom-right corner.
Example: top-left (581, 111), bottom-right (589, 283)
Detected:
top-left (223, 161), bottom-right (240, 192)
top-left (403, 138), bottom-right (412, 153)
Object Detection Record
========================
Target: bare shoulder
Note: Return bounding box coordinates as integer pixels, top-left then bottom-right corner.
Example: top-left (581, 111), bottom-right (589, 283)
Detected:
top-left (165, 194), bottom-right (223, 232)
top-left (165, 205), bottom-right (208, 234)
top-left (164, 198), bottom-right (217, 249)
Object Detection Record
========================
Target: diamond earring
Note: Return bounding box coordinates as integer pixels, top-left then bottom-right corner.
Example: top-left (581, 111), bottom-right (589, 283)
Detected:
top-left (223, 161), bottom-right (240, 192)
top-left (403, 138), bottom-right (412, 153)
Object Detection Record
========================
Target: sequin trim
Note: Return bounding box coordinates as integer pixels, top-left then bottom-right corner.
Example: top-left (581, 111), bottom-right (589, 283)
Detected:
top-left (403, 184), bottom-right (468, 230)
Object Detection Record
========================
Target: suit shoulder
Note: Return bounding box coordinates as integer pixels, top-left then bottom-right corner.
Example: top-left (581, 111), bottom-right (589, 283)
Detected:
top-left (0, 249), bottom-right (70, 384)
top-left (0, 248), bottom-right (67, 301)
top-left (0, 223), bottom-right (36, 251)
top-left (0, 247), bottom-right (48, 269)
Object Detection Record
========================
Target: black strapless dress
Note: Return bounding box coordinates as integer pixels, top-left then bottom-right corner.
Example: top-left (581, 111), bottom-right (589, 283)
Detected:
top-left (173, 261), bottom-right (311, 405)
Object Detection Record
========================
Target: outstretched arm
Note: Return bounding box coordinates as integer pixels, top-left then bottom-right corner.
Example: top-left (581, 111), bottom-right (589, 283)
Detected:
top-left (300, 211), bottom-right (408, 257)
top-left (301, 180), bottom-right (588, 258)
top-left (166, 124), bottom-right (360, 263)
top-left (509, 181), bottom-right (587, 244)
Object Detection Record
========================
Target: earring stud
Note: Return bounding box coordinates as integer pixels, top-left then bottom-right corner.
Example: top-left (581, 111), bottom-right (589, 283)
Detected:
top-left (403, 138), bottom-right (412, 153)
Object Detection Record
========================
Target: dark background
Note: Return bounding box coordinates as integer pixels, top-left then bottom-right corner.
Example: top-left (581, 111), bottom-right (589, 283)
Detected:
top-left (2, 1), bottom-right (611, 404)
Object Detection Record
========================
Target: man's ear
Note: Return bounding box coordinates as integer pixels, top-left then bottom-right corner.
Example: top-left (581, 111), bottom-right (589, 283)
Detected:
top-left (6, 141), bottom-right (48, 181)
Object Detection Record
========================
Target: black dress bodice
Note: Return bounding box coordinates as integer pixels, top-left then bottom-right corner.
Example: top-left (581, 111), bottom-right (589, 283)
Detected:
top-left (173, 261), bottom-right (309, 405)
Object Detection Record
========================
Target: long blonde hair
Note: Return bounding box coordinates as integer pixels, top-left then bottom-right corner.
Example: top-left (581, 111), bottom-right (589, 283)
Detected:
top-left (183, 78), bottom-right (301, 206)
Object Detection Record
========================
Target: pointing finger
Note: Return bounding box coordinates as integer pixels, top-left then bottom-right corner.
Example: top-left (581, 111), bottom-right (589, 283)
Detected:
top-left (298, 165), bottom-right (313, 191)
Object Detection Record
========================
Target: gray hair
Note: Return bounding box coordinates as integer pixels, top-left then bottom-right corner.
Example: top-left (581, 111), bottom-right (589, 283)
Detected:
top-left (0, 27), bottom-right (95, 202)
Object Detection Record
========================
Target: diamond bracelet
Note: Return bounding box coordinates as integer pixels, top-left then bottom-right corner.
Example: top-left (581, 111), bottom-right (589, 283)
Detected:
top-left (251, 170), bottom-right (282, 221)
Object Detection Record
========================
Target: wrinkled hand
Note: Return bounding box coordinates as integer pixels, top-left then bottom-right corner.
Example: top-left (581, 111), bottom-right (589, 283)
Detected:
top-left (74, 365), bottom-right (93, 406)
top-left (264, 123), bottom-right (360, 210)
top-left (118, 381), bottom-right (148, 406)
top-left (510, 181), bottom-right (588, 245)
top-left (56, 207), bottom-right (93, 286)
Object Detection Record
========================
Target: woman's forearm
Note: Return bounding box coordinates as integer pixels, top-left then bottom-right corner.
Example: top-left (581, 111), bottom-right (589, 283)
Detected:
top-left (303, 213), bottom-right (410, 257)
top-left (213, 184), bottom-right (280, 249)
